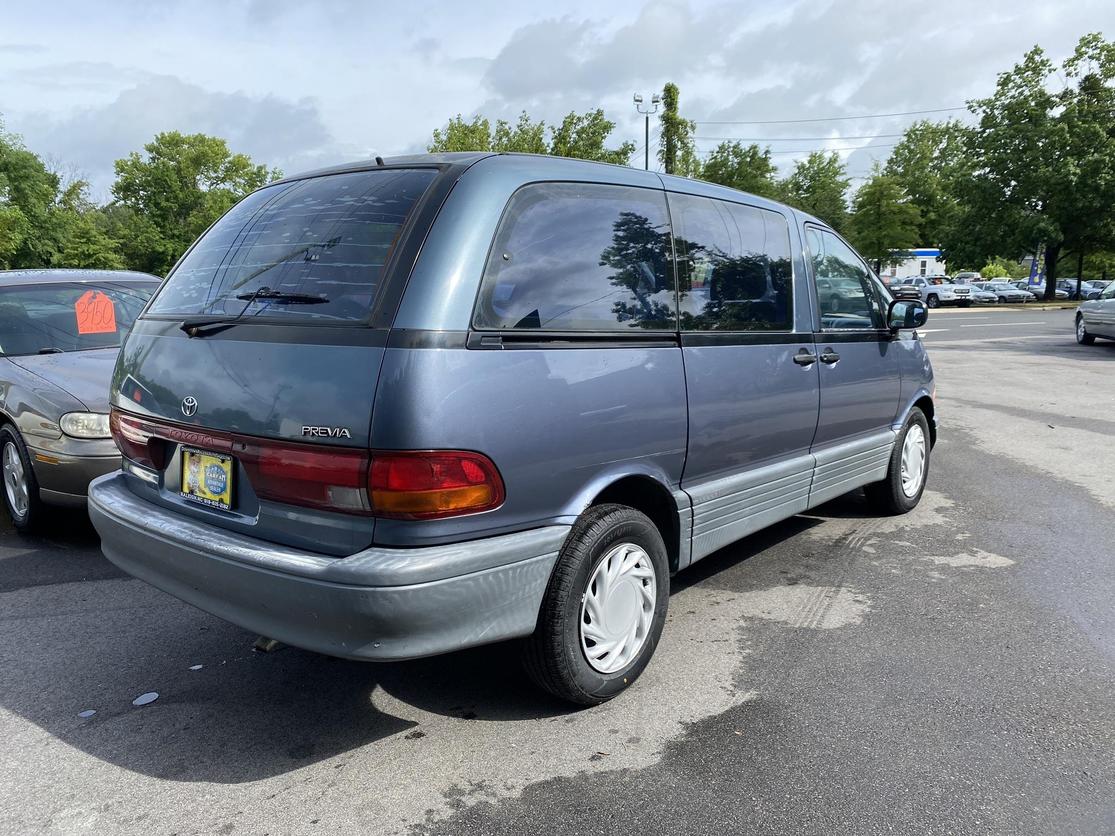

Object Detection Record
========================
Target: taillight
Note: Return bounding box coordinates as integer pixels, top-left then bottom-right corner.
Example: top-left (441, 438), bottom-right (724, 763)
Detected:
top-left (111, 408), bottom-right (503, 520)
top-left (110, 409), bottom-right (159, 469)
top-left (369, 451), bottom-right (505, 520)
top-left (235, 438), bottom-right (371, 514)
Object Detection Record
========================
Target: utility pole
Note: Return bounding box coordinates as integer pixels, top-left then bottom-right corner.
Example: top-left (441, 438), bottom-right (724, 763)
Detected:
top-left (633, 93), bottom-right (661, 171)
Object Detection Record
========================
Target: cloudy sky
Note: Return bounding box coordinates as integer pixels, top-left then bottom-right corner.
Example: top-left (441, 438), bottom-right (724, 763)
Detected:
top-left (2, 0), bottom-right (1113, 199)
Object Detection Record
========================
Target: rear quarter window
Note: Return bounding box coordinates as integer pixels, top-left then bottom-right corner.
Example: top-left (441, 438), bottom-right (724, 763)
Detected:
top-left (473, 182), bottom-right (675, 331)
top-left (146, 168), bottom-right (437, 322)
top-left (668, 192), bottom-right (794, 331)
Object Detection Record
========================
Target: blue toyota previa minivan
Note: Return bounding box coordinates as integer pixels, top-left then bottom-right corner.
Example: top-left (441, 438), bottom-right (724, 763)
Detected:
top-left (90, 153), bottom-right (935, 705)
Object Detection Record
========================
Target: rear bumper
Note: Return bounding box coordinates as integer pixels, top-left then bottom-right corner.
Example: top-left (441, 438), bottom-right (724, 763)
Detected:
top-left (88, 472), bottom-right (568, 661)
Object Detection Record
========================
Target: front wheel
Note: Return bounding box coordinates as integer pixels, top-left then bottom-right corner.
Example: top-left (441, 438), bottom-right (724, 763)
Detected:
top-left (865, 408), bottom-right (930, 515)
top-left (925, 294), bottom-right (939, 309)
top-left (1, 425), bottom-right (44, 532)
top-left (523, 504), bottom-right (669, 705)
top-left (1077, 314), bottom-right (1096, 345)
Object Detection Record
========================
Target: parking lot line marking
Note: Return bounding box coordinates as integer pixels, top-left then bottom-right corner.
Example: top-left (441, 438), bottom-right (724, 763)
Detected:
top-left (958, 321), bottom-right (1044, 327)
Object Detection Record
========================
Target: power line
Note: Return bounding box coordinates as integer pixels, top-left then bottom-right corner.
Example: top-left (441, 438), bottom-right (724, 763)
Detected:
top-left (694, 106), bottom-right (967, 125)
top-left (693, 133), bottom-right (905, 141)
top-left (758, 142), bottom-right (900, 156)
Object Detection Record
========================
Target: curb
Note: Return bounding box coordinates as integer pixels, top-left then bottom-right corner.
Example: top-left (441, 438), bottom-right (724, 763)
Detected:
top-left (927, 303), bottom-right (1079, 312)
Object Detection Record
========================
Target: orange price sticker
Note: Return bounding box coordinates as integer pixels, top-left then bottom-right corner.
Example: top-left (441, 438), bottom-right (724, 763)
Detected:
top-left (74, 290), bottom-right (117, 335)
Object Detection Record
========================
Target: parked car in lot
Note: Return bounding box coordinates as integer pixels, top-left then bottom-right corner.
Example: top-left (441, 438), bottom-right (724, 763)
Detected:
top-left (1010, 280), bottom-right (1069, 300)
top-left (1076, 279), bottom-right (1115, 344)
top-left (1057, 279), bottom-right (1083, 299)
top-left (976, 281), bottom-right (1034, 303)
top-left (88, 153), bottom-right (935, 705)
top-left (903, 276), bottom-right (973, 308)
top-left (0, 269), bottom-right (160, 529)
top-left (1084, 280), bottom-right (1111, 300)
top-left (952, 271), bottom-right (982, 284)
top-left (965, 285), bottom-right (1000, 304)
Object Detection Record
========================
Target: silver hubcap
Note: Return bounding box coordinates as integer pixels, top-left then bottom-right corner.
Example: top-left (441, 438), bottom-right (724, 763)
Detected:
top-left (580, 542), bottom-right (657, 674)
top-left (1077, 317), bottom-right (1085, 340)
top-left (3, 441), bottom-right (29, 518)
top-left (900, 424), bottom-right (927, 498)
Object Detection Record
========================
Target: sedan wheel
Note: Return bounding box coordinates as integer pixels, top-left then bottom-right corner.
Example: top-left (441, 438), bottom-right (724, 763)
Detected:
top-left (1077, 315), bottom-right (1096, 345)
top-left (3, 441), bottom-right (29, 519)
top-left (0, 426), bottom-right (43, 531)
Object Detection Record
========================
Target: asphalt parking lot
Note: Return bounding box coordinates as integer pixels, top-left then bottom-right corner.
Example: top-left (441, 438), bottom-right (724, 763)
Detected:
top-left (1, 307), bottom-right (1112, 835)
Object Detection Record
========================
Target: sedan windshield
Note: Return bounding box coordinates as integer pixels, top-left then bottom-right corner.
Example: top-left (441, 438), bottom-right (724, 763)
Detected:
top-left (0, 282), bottom-right (156, 356)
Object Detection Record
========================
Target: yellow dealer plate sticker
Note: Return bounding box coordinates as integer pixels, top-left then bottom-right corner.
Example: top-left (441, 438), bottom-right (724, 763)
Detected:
top-left (180, 447), bottom-right (234, 511)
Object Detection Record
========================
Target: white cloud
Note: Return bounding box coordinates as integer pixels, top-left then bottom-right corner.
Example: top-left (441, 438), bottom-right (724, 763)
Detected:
top-left (1, 0), bottom-right (1113, 193)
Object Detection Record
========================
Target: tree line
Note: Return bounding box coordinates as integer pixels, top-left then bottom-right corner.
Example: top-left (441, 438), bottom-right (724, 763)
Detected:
top-left (2, 33), bottom-right (1112, 298)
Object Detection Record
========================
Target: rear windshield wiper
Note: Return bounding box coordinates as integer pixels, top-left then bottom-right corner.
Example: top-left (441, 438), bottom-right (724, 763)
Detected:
top-left (180, 287), bottom-right (328, 337)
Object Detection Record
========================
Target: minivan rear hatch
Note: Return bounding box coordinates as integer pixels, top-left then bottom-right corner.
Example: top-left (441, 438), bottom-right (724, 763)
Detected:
top-left (112, 166), bottom-right (443, 555)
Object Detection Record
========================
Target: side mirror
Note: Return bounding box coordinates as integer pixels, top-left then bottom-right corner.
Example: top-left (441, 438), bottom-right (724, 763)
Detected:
top-left (887, 298), bottom-right (928, 331)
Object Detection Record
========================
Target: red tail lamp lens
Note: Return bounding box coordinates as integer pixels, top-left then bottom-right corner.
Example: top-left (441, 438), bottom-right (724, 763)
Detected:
top-left (369, 451), bottom-right (504, 519)
top-left (235, 440), bottom-right (371, 514)
top-left (110, 408), bottom-right (159, 469)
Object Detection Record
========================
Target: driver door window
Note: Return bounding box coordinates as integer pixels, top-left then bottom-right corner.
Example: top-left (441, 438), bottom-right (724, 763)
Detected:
top-left (807, 228), bottom-right (884, 330)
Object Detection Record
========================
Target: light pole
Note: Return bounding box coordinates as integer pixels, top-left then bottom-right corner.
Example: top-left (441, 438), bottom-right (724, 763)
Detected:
top-left (633, 93), bottom-right (661, 171)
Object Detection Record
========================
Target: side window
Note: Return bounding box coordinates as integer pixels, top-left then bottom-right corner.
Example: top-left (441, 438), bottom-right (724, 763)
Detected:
top-left (473, 182), bottom-right (675, 331)
top-left (1102, 282), bottom-right (1115, 300)
top-left (808, 229), bottom-right (884, 330)
top-left (669, 193), bottom-right (794, 331)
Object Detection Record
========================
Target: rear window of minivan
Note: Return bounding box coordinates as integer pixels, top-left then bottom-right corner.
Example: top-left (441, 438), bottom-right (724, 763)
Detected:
top-left (146, 168), bottom-right (437, 322)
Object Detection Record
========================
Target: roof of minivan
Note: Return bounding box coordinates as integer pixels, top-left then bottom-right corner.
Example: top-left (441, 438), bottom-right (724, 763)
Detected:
top-left (0, 268), bottom-right (161, 286)
top-left (276, 151), bottom-right (811, 222)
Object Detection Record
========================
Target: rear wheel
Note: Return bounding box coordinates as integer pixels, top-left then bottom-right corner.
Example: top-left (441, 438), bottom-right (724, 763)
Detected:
top-left (523, 504), bottom-right (669, 705)
top-left (925, 294), bottom-right (939, 308)
top-left (1, 426), bottom-right (43, 532)
top-left (865, 408), bottom-right (930, 515)
top-left (1076, 314), bottom-right (1096, 345)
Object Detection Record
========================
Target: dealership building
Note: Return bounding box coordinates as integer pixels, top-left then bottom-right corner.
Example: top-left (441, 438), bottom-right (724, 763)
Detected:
top-left (878, 248), bottom-right (947, 281)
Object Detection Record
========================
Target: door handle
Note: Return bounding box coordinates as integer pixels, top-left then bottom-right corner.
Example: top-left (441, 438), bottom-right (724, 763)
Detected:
top-left (793, 348), bottom-right (817, 366)
top-left (819, 348), bottom-right (841, 364)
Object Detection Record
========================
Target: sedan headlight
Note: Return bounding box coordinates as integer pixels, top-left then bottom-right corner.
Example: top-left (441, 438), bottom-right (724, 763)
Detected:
top-left (60, 412), bottom-right (112, 439)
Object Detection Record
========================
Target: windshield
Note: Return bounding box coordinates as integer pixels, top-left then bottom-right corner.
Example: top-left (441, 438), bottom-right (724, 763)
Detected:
top-left (0, 282), bottom-right (156, 357)
top-left (146, 168), bottom-right (437, 322)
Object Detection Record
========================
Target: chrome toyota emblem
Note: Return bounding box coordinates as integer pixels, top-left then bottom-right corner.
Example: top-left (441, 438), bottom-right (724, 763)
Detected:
top-left (181, 396), bottom-right (198, 417)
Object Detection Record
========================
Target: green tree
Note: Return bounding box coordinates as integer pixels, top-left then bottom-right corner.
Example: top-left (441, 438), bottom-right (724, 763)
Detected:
top-left (700, 141), bottom-right (781, 199)
top-left (949, 34), bottom-right (1115, 299)
top-left (781, 152), bottom-right (850, 231)
top-left (549, 110), bottom-right (634, 165)
top-left (429, 109), bottom-right (633, 165)
top-left (429, 115), bottom-right (495, 152)
top-left (846, 167), bottom-right (921, 272)
top-left (884, 120), bottom-right (971, 247)
top-left (658, 83), bottom-right (699, 176)
top-left (0, 123), bottom-right (66, 267)
top-left (111, 131), bottom-right (278, 275)
top-left (978, 256), bottom-right (1028, 279)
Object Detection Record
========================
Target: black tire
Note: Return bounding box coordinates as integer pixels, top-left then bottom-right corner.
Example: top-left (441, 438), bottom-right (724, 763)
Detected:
top-left (925, 294), bottom-right (939, 309)
top-left (0, 425), bottom-right (44, 532)
top-left (523, 504), bottom-right (669, 706)
top-left (1076, 314), bottom-right (1096, 345)
top-left (865, 408), bottom-right (931, 516)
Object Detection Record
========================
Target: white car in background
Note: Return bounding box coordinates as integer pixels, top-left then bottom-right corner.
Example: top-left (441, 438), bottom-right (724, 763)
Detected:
top-left (902, 276), bottom-right (973, 308)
